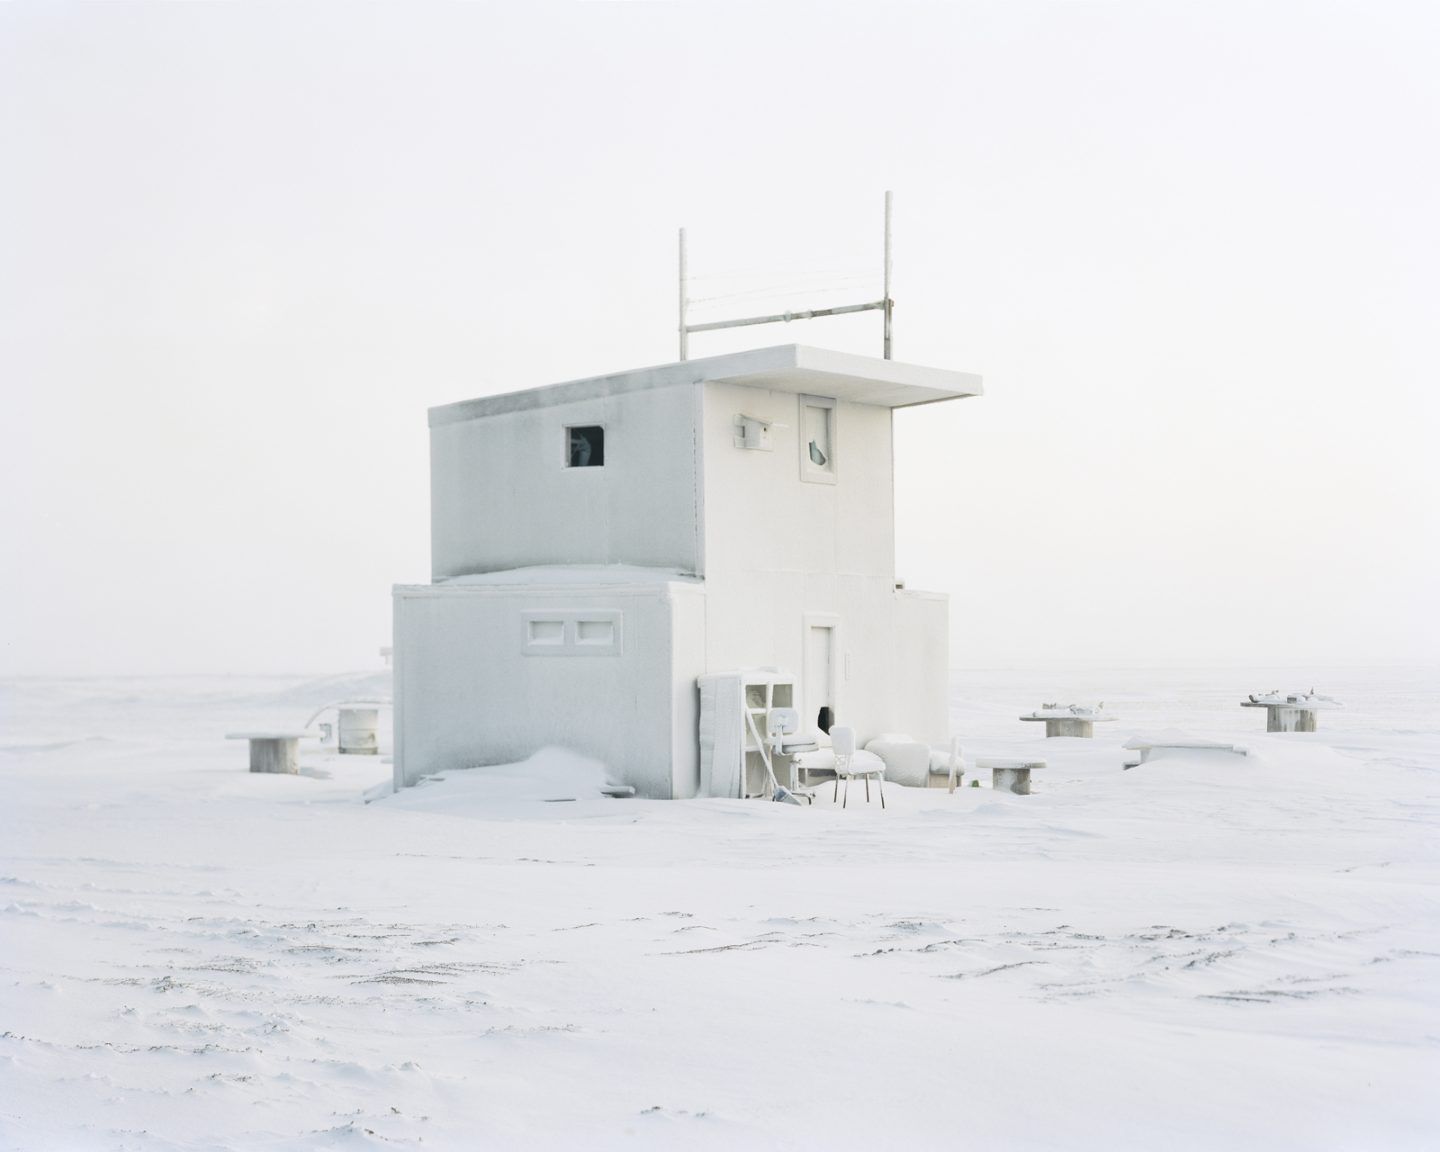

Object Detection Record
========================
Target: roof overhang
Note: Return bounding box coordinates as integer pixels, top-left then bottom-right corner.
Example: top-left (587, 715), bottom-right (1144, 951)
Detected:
top-left (429, 344), bottom-right (982, 427)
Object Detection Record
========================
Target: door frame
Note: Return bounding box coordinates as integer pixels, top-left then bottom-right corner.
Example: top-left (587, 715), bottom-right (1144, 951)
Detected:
top-left (802, 612), bottom-right (841, 730)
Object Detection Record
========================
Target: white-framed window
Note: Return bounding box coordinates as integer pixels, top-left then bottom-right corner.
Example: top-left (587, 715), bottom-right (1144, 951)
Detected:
top-left (520, 610), bottom-right (623, 656)
top-left (799, 394), bottom-right (836, 484)
top-left (565, 425), bottom-right (605, 468)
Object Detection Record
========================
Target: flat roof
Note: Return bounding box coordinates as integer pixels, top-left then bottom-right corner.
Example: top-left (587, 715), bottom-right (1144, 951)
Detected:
top-left (429, 344), bottom-right (982, 427)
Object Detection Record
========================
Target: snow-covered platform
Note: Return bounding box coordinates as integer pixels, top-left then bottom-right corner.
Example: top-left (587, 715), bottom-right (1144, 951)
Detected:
top-left (976, 756), bottom-right (1046, 793)
top-left (1124, 733), bottom-right (1250, 766)
top-left (1019, 703), bottom-right (1116, 737)
top-left (1241, 690), bottom-right (1342, 732)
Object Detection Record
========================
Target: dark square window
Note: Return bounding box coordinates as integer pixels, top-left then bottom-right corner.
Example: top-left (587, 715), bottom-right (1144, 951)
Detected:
top-left (566, 426), bottom-right (604, 467)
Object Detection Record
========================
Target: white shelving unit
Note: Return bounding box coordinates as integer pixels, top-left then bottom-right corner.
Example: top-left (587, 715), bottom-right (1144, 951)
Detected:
top-left (698, 671), bottom-right (796, 799)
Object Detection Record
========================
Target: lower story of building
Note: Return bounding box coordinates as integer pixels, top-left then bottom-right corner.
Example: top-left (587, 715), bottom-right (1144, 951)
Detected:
top-left (392, 567), bottom-right (948, 798)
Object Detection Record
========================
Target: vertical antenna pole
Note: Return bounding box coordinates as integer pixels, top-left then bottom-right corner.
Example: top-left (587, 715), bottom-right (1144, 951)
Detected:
top-left (678, 227), bottom-right (689, 362)
top-left (882, 190), bottom-right (893, 360)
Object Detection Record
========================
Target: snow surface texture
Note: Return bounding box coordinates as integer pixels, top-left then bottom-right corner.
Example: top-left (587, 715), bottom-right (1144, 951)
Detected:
top-left (2, 667), bottom-right (1437, 1150)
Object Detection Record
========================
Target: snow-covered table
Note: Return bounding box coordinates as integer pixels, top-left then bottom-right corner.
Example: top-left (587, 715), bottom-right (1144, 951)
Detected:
top-left (1019, 705), bottom-right (1116, 738)
top-left (226, 732), bottom-right (306, 775)
top-left (1123, 735), bottom-right (1249, 766)
top-left (1240, 692), bottom-right (1341, 733)
top-left (977, 757), bottom-right (1045, 795)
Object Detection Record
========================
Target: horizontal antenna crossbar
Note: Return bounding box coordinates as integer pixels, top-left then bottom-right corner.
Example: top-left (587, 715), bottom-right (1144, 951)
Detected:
top-left (685, 299), bottom-right (887, 335)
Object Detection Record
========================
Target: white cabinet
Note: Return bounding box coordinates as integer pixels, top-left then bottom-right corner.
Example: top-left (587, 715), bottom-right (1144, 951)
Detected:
top-left (697, 671), bottom-right (796, 799)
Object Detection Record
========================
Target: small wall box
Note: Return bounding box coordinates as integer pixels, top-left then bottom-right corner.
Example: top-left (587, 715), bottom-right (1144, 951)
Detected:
top-left (733, 415), bottom-right (772, 451)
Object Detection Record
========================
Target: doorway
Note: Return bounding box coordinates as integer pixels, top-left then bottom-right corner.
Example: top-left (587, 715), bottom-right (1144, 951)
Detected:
top-left (803, 614), bottom-right (839, 734)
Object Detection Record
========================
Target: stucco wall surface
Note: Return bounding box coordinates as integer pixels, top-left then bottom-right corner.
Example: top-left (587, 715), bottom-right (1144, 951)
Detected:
top-left (696, 382), bottom-right (945, 744)
top-left (700, 381), bottom-right (895, 582)
top-left (891, 591), bottom-right (950, 746)
top-left (430, 382), bottom-right (702, 580)
top-left (394, 581), bottom-right (701, 798)
top-left (667, 587), bottom-right (708, 798)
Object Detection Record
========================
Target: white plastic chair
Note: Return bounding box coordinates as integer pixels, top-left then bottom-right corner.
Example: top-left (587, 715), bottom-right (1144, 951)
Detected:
top-left (767, 708), bottom-right (819, 800)
top-left (830, 726), bottom-right (885, 809)
top-left (766, 708), bottom-right (818, 757)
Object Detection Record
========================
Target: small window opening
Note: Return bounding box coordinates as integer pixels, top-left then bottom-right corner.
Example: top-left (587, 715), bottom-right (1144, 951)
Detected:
top-left (799, 395), bottom-right (836, 483)
top-left (521, 610), bottom-right (623, 656)
top-left (575, 619), bottom-right (615, 645)
top-left (527, 619), bottom-right (565, 645)
top-left (805, 405), bottom-right (831, 467)
top-left (567, 426), bottom-right (605, 467)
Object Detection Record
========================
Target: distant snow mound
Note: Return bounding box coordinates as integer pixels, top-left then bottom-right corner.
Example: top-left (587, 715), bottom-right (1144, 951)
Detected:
top-left (244, 670), bottom-right (393, 709)
top-left (386, 747), bottom-right (614, 809)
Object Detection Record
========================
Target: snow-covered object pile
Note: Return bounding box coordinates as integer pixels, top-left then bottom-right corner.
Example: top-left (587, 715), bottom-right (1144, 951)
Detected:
top-left (2, 669), bottom-right (1437, 1150)
top-left (1023, 701), bottom-right (1116, 720)
top-left (1245, 690), bottom-right (1343, 709)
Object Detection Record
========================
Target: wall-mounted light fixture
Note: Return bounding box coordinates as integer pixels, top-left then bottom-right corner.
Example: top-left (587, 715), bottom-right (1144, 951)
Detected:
top-left (733, 414), bottom-right (774, 451)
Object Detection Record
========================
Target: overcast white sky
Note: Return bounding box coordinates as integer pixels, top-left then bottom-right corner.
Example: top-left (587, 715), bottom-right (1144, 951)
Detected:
top-left (2, 1), bottom-right (1436, 676)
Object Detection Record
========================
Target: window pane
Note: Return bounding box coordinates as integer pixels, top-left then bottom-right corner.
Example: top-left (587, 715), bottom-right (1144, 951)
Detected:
top-left (575, 619), bottom-right (615, 645)
top-left (527, 619), bottom-right (565, 644)
top-left (804, 405), bottom-right (831, 469)
top-left (567, 426), bottom-right (605, 467)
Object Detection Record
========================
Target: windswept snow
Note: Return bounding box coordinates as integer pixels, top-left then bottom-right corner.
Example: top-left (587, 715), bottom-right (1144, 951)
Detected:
top-left (390, 747), bottom-right (618, 807)
top-left (2, 668), bottom-right (1437, 1150)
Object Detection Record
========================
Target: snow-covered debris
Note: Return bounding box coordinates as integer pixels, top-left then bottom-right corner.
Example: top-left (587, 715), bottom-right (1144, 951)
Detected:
top-left (1022, 702), bottom-right (1116, 720)
top-left (1244, 689), bottom-right (1342, 709)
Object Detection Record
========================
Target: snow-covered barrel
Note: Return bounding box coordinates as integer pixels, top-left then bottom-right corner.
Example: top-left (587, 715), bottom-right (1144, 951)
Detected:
top-left (338, 707), bottom-right (379, 755)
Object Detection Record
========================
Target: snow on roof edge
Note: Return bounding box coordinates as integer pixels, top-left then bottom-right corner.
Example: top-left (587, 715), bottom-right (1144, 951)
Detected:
top-left (397, 565), bottom-right (704, 593)
top-left (428, 344), bottom-right (982, 427)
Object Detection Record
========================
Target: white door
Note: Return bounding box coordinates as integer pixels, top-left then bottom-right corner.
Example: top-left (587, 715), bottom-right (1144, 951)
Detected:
top-left (804, 621), bottom-right (837, 733)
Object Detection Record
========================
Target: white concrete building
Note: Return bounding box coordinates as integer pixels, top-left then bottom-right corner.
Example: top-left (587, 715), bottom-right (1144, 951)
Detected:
top-left (393, 344), bottom-right (981, 797)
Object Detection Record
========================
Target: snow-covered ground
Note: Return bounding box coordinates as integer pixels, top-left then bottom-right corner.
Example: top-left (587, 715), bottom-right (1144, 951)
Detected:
top-left (3, 667), bottom-right (1437, 1150)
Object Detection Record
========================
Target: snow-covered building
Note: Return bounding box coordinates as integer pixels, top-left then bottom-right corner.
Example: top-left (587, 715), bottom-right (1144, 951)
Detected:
top-left (393, 344), bottom-right (981, 797)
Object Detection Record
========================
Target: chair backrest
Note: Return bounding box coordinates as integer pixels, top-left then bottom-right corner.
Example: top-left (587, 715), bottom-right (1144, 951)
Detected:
top-left (767, 707), bottom-right (800, 740)
top-left (830, 725), bottom-right (857, 759)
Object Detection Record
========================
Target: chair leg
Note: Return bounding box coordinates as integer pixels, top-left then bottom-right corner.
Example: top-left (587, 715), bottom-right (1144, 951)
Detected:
top-left (834, 776), bottom-right (840, 802)
top-left (879, 775), bottom-right (885, 810)
top-left (865, 776), bottom-right (871, 802)
top-left (843, 776), bottom-right (849, 809)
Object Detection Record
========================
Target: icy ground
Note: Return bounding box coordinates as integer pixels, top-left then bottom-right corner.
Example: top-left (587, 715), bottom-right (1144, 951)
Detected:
top-left (2, 667), bottom-right (1437, 1150)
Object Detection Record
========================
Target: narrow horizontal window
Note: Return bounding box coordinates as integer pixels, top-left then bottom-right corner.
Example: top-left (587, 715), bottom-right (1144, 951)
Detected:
top-left (521, 610), bottom-right (623, 656)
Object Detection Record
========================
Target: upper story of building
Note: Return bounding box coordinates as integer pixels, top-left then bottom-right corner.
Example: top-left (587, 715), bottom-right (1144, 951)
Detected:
top-left (427, 344), bottom-right (981, 584)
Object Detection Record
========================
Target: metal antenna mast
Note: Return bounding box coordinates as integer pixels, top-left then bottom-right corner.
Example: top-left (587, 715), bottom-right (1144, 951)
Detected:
top-left (678, 191), bottom-right (895, 362)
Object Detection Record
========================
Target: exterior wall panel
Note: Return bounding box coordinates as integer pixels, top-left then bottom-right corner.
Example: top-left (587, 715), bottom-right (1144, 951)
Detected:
top-left (394, 583), bottom-right (688, 798)
top-left (431, 382), bottom-right (702, 580)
